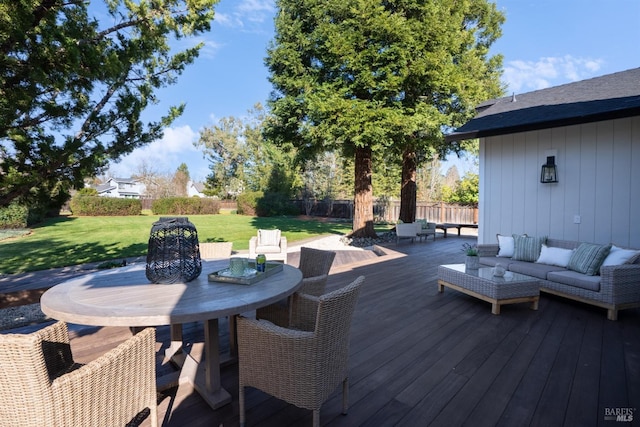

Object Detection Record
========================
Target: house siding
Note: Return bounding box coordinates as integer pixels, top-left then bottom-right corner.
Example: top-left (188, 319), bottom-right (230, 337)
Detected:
top-left (479, 115), bottom-right (640, 248)
top-left (96, 178), bottom-right (145, 198)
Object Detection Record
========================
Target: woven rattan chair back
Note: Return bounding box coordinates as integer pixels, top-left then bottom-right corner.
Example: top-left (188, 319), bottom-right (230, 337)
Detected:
top-left (255, 248), bottom-right (336, 326)
top-left (0, 321), bottom-right (73, 425)
top-left (0, 322), bottom-right (158, 427)
top-left (312, 276), bottom-right (363, 369)
top-left (298, 247), bottom-right (336, 279)
top-left (238, 275), bottom-right (364, 427)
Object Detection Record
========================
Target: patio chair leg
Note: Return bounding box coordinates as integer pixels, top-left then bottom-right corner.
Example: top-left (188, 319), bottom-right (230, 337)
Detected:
top-left (150, 404), bottom-right (159, 427)
top-left (239, 385), bottom-right (246, 427)
top-left (312, 409), bottom-right (320, 427)
top-left (342, 377), bottom-right (349, 414)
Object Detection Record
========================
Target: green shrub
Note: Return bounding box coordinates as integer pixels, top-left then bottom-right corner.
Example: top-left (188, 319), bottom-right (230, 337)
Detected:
top-left (236, 191), bottom-right (262, 216)
top-left (69, 195), bottom-right (142, 216)
top-left (0, 203), bottom-right (29, 228)
top-left (78, 187), bottom-right (99, 196)
top-left (151, 197), bottom-right (220, 215)
top-left (26, 207), bottom-right (47, 226)
top-left (256, 192), bottom-right (299, 217)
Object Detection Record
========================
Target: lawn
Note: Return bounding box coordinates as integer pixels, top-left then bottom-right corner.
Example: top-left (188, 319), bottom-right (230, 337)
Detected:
top-left (0, 214), bottom-right (359, 274)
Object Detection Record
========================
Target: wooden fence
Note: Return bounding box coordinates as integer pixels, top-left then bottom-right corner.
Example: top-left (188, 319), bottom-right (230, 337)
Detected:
top-left (140, 197), bottom-right (477, 225)
top-left (293, 199), bottom-right (478, 224)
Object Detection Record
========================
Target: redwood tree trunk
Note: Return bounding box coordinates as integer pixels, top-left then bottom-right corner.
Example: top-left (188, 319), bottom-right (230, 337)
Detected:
top-left (350, 145), bottom-right (377, 238)
top-left (399, 146), bottom-right (417, 223)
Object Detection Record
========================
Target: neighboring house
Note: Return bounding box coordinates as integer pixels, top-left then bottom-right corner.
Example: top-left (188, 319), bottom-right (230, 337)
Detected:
top-left (446, 67), bottom-right (640, 248)
top-left (96, 177), bottom-right (146, 199)
top-left (187, 181), bottom-right (207, 198)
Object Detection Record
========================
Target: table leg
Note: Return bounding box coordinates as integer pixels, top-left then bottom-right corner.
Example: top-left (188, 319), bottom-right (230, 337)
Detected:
top-left (491, 302), bottom-right (501, 315)
top-left (180, 319), bottom-right (232, 410)
top-left (165, 323), bottom-right (183, 360)
top-left (157, 324), bottom-right (185, 391)
top-left (203, 319), bottom-right (219, 392)
top-left (531, 297), bottom-right (539, 310)
top-left (164, 320), bottom-right (232, 409)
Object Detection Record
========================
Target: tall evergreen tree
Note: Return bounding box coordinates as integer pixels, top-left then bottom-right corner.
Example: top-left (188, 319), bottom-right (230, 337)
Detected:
top-left (0, 0), bottom-right (218, 213)
top-left (265, 0), bottom-right (504, 236)
top-left (173, 163), bottom-right (190, 197)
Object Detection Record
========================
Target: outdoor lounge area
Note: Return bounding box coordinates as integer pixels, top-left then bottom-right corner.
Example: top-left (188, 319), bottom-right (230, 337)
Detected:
top-left (5, 234), bottom-right (638, 426)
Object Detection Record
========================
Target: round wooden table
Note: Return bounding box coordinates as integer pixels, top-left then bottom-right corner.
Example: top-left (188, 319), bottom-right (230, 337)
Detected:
top-left (41, 260), bottom-right (303, 410)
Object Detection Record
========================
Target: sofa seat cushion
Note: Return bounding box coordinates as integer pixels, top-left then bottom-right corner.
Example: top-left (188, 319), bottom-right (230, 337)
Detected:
top-left (255, 245), bottom-right (282, 254)
top-left (547, 270), bottom-right (601, 292)
top-left (507, 260), bottom-right (566, 279)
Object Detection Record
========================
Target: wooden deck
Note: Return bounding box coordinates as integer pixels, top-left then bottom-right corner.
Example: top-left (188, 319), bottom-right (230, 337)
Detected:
top-left (7, 236), bottom-right (640, 426)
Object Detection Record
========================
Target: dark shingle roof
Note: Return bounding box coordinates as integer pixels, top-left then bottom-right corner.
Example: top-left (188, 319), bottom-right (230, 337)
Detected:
top-left (193, 182), bottom-right (205, 193)
top-left (446, 67), bottom-right (640, 142)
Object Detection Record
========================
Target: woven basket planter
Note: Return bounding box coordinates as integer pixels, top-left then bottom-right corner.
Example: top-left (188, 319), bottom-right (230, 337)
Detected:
top-left (465, 255), bottom-right (480, 270)
top-left (146, 217), bottom-right (202, 284)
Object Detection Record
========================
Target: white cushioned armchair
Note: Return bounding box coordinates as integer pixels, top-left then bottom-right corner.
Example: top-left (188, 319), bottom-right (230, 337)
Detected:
top-left (249, 229), bottom-right (288, 263)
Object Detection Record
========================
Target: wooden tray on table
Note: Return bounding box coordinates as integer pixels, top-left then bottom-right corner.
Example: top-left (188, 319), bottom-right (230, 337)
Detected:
top-left (207, 261), bottom-right (284, 285)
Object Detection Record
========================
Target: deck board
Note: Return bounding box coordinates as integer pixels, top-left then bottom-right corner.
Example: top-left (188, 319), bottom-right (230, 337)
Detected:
top-left (3, 236), bottom-right (639, 426)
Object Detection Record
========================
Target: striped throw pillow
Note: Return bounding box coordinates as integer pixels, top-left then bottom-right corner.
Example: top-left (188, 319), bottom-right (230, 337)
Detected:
top-left (568, 243), bottom-right (612, 276)
top-left (512, 235), bottom-right (547, 262)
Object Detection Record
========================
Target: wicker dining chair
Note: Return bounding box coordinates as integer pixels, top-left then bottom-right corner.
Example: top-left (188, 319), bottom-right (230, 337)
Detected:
top-left (237, 275), bottom-right (364, 427)
top-left (0, 321), bottom-right (158, 427)
top-left (256, 247), bottom-right (336, 327)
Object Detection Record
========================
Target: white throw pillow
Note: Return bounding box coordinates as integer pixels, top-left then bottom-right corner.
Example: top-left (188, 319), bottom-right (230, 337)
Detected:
top-left (258, 229), bottom-right (281, 247)
top-left (497, 234), bottom-right (514, 257)
top-left (536, 244), bottom-right (574, 268)
top-left (601, 245), bottom-right (640, 267)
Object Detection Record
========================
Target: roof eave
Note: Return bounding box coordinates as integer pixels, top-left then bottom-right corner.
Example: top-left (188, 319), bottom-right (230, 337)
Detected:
top-left (445, 106), bottom-right (640, 143)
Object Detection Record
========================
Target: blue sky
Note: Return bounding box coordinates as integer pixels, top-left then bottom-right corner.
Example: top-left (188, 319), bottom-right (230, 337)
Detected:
top-left (108, 0), bottom-right (640, 181)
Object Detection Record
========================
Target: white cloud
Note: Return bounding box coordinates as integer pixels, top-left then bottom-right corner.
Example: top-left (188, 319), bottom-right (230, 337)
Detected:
top-left (173, 36), bottom-right (223, 60)
top-left (238, 0), bottom-right (275, 17)
top-left (215, 0), bottom-right (275, 30)
top-left (159, 125), bottom-right (199, 153)
top-left (196, 37), bottom-right (224, 59)
top-left (109, 125), bottom-right (205, 177)
top-left (214, 11), bottom-right (244, 29)
top-left (503, 55), bottom-right (604, 93)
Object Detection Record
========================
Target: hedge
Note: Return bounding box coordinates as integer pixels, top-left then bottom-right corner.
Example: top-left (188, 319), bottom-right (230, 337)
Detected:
top-left (151, 197), bottom-right (220, 215)
top-left (236, 191), bottom-right (262, 216)
top-left (69, 195), bottom-right (142, 216)
top-left (255, 192), bottom-right (299, 217)
top-left (0, 203), bottom-right (29, 228)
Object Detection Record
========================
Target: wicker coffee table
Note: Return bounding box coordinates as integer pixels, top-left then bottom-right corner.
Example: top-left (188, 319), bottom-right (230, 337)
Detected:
top-left (438, 264), bottom-right (540, 315)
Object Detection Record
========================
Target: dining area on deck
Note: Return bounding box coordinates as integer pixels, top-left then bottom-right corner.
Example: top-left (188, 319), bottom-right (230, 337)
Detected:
top-left (1, 223), bottom-right (639, 427)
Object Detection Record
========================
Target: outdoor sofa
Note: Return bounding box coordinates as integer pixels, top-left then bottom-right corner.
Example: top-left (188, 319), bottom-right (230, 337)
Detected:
top-left (478, 236), bottom-right (640, 320)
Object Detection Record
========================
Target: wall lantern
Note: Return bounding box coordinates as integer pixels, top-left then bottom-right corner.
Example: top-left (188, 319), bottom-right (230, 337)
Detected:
top-left (540, 156), bottom-right (558, 183)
